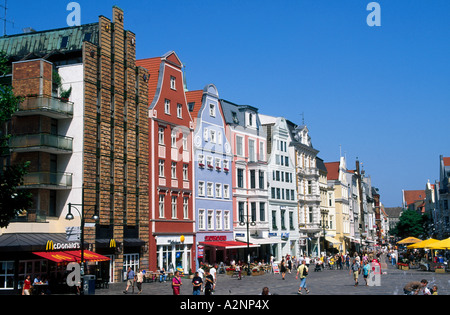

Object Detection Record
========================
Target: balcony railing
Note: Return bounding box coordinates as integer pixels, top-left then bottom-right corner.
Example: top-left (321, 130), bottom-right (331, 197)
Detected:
top-left (10, 133), bottom-right (73, 154)
top-left (16, 95), bottom-right (74, 118)
top-left (20, 172), bottom-right (73, 189)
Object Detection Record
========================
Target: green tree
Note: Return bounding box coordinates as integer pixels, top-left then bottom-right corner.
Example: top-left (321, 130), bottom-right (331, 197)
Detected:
top-left (0, 52), bottom-right (32, 228)
top-left (392, 209), bottom-right (426, 239)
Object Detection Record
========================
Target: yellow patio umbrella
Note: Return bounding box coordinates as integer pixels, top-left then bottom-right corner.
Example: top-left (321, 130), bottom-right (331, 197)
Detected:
top-left (428, 238), bottom-right (450, 250)
top-left (397, 237), bottom-right (422, 245)
top-left (407, 238), bottom-right (439, 249)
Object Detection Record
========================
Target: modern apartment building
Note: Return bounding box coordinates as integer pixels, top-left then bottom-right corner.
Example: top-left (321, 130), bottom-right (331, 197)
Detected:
top-left (0, 7), bottom-right (150, 290)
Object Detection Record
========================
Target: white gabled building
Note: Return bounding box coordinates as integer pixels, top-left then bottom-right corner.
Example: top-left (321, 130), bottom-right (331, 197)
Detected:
top-left (260, 114), bottom-right (299, 261)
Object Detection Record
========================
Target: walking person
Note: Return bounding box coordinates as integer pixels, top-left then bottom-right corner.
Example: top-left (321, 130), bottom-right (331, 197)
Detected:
top-left (136, 268), bottom-right (144, 294)
top-left (280, 258), bottom-right (287, 280)
top-left (295, 260), bottom-right (310, 294)
top-left (123, 267), bottom-right (135, 294)
top-left (22, 275), bottom-right (32, 295)
top-left (362, 260), bottom-right (370, 286)
top-left (350, 259), bottom-right (360, 287)
top-left (172, 270), bottom-right (182, 295)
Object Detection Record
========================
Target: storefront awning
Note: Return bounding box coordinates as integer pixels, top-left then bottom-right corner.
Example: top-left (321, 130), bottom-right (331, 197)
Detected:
top-left (325, 236), bottom-right (341, 245)
top-left (33, 250), bottom-right (110, 263)
top-left (199, 241), bottom-right (260, 249)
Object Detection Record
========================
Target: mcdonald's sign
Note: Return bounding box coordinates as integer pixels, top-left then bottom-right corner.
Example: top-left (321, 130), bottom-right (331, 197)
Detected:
top-left (46, 240), bottom-right (80, 251)
top-left (109, 239), bottom-right (117, 248)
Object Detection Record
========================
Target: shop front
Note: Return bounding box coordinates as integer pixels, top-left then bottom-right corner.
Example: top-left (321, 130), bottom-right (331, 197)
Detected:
top-left (155, 235), bottom-right (194, 275)
top-left (0, 233), bottom-right (109, 295)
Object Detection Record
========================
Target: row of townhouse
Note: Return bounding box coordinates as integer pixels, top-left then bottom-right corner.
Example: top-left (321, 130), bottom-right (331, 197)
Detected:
top-left (404, 155), bottom-right (450, 239)
top-left (0, 8), bottom-right (386, 293)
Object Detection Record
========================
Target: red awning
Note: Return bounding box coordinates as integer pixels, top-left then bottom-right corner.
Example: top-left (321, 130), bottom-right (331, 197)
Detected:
top-left (67, 250), bottom-right (110, 262)
top-left (33, 251), bottom-right (77, 263)
top-left (199, 241), bottom-right (260, 249)
top-left (33, 250), bottom-right (110, 262)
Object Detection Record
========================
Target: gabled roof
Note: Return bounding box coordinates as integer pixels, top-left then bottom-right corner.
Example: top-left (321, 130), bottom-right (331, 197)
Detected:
top-left (324, 162), bottom-right (340, 180)
top-left (186, 90), bottom-right (203, 119)
top-left (136, 57), bottom-right (162, 106)
top-left (403, 190), bottom-right (426, 206)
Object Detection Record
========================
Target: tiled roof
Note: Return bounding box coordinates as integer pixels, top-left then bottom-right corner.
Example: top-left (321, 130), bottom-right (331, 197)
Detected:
top-left (403, 190), bottom-right (426, 206)
top-left (443, 157), bottom-right (450, 166)
top-left (186, 90), bottom-right (203, 119)
top-left (324, 162), bottom-right (340, 180)
top-left (136, 57), bottom-right (162, 106)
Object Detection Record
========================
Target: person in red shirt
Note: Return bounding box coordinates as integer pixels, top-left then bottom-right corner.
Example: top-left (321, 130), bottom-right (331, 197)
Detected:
top-left (22, 275), bottom-right (31, 295)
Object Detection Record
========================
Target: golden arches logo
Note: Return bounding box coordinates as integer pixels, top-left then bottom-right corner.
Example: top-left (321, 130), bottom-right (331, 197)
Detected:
top-left (46, 240), bottom-right (55, 251)
top-left (109, 239), bottom-right (116, 248)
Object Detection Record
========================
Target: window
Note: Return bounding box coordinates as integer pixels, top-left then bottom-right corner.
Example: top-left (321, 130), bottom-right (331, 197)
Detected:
top-left (158, 127), bottom-right (164, 145)
top-left (259, 141), bottom-right (264, 161)
top-left (271, 187), bottom-right (275, 199)
top-left (206, 156), bottom-right (213, 168)
top-left (260, 202), bottom-right (265, 221)
top-left (170, 76), bottom-right (176, 89)
top-left (289, 212), bottom-right (294, 230)
top-left (223, 184), bottom-right (230, 199)
top-left (165, 99), bottom-right (170, 114)
top-left (171, 196), bottom-right (177, 218)
top-left (308, 181), bottom-right (312, 194)
top-left (204, 128), bottom-right (209, 141)
top-left (249, 139), bottom-right (255, 162)
top-left (216, 210), bottom-right (222, 230)
top-left (224, 211), bottom-right (230, 230)
top-left (198, 154), bottom-right (205, 167)
top-left (250, 170), bottom-right (256, 189)
top-left (210, 130), bottom-right (216, 143)
top-left (309, 207), bottom-right (313, 223)
top-left (251, 202), bottom-right (257, 222)
top-left (238, 202), bottom-right (245, 223)
top-left (171, 162), bottom-right (177, 179)
top-left (198, 181), bottom-right (205, 196)
top-left (259, 170), bottom-right (264, 189)
top-left (232, 111), bottom-right (239, 123)
top-left (281, 210), bottom-right (286, 230)
top-left (209, 103), bottom-right (215, 117)
top-left (207, 182), bottom-right (214, 197)
top-left (237, 169), bottom-right (244, 188)
top-left (159, 195), bottom-right (165, 218)
top-left (183, 164), bottom-right (188, 180)
top-left (217, 131), bottom-right (222, 145)
top-left (215, 183), bottom-right (222, 198)
top-left (182, 134), bottom-right (187, 150)
top-left (272, 211), bottom-right (277, 230)
top-left (177, 104), bottom-right (182, 118)
top-left (183, 197), bottom-right (189, 219)
top-left (236, 136), bottom-right (243, 156)
top-left (198, 209), bottom-right (205, 230)
top-left (215, 158), bottom-right (221, 170)
top-left (171, 130), bottom-right (177, 148)
top-left (223, 159), bottom-right (229, 171)
top-left (0, 261), bottom-right (14, 289)
top-left (159, 160), bottom-right (165, 177)
top-left (207, 210), bottom-right (214, 230)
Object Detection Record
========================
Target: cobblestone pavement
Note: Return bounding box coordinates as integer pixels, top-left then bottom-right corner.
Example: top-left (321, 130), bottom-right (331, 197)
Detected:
top-left (93, 257), bottom-right (450, 296)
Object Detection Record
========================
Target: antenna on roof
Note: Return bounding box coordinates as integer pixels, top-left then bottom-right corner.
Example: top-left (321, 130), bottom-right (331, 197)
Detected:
top-left (0, 0), bottom-right (14, 36)
top-left (299, 112), bottom-right (304, 125)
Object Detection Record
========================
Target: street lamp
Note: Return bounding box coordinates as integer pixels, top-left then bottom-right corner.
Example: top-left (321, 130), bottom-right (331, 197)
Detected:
top-left (321, 212), bottom-right (328, 256)
top-left (65, 202), bottom-right (99, 275)
top-left (239, 204), bottom-right (256, 276)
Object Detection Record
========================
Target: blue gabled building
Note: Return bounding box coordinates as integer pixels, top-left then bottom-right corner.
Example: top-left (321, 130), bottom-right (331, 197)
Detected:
top-left (187, 84), bottom-right (234, 268)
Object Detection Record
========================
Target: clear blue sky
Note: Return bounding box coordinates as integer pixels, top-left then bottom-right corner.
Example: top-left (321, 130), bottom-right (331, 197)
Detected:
top-left (4, 0), bottom-right (450, 207)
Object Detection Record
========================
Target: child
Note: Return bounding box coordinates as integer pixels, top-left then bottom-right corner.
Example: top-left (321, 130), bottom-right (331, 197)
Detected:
top-left (431, 285), bottom-right (438, 295)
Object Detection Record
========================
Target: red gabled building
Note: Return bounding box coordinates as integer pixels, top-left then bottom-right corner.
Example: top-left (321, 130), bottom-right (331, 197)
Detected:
top-left (136, 51), bottom-right (195, 273)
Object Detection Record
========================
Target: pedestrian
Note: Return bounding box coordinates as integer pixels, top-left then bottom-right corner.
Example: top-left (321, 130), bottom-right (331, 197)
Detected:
top-left (136, 268), bottom-right (144, 294)
top-left (123, 267), bottom-right (135, 294)
top-left (192, 271), bottom-right (203, 295)
top-left (295, 260), bottom-right (310, 294)
top-left (280, 258), bottom-right (287, 280)
top-left (345, 254), bottom-right (350, 270)
top-left (350, 259), bottom-right (360, 287)
top-left (403, 279), bottom-right (428, 295)
top-left (362, 260), bottom-right (370, 286)
top-left (204, 269), bottom-right (214, 296)
top-left (172, 270), bottom-right (182, 295)
top-left (210, 264), bottom-right (217, 291)
top-left (260, 287), bottom-right (271, 295)
top-left (22, 275), bottom-right (32, 295)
